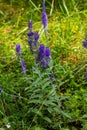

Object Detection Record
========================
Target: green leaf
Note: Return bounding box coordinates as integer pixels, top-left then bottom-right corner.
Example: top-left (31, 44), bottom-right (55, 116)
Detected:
top-left (28, 99), bottom-right (42, 104)
top-left (0, 110), bottom-right (4, 115)
top-left (42, 81), bottom-right (51, 90)
top-left (82, 114), bottom-right (87, 119)
top-left (0, 10), bottom-right (4, 15)
top-left (61, 111), bottom-right (72, 119)
top-left (30, 126), bottom-right (46, 130)
top-left (60, 128), bottom-right (69, 130)
top-left (62, 0), bottom-right (69, 16)
top-left (43, 117), bottom-right (52, 123)
top-left (43, 100), bottom-right (56, 106)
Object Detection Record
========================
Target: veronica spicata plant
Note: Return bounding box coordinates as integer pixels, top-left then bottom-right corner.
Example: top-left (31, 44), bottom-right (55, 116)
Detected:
top-left (15, 1), bottom-right (71, 129)
top-left (16, 0), bottom-right (50, 73)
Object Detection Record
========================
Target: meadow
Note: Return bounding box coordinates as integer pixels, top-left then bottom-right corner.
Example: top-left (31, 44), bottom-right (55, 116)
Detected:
top-left (0, 0), bottom-right (87, 130)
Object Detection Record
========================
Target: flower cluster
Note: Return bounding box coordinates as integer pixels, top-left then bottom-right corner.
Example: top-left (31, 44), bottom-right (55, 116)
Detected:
top-left (36, 44), bottom-right (50, 69)
top-left (27, 1), bottom-right (50, 69)
top-left (42, 0), bottom-right (48, 28)
top-left (16, 0), bottom-right (50, 72)
top-left (82, 33), bottom-right (87, 48)
top-left (27, 27), bottom-right (51, 69)
top-left (27, 20), bottom-right (50, 69)
top-left (27, 20), bottom-right (39, 54)
top-left (16, 44), bottom-right (21, 57)
top-left (16, 44), bottom-right (26, 74)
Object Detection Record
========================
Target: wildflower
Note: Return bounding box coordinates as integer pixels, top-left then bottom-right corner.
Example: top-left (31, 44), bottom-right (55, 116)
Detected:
top-left (85, 71), bottom-right (87, 82)
top-left (41, 47), bottom-right (50, 68)
top-left (21, 60), bottom-right (26, 74)
top-left (82, 33), bottom-right (87, 48)
top-left (28, 38), bottom-right (38, 54)
top-left (45, 47), bottom-right (50, 57)
top-left (27, 22), bottom-right (39, 54)
top-left (15, 44), bottom-right (27, 74)
top-left (16, 44), bottom-right (21, 56)
top-left (28, 20), bottom-right (32, 31)
top-left (38, 44), bottom-right (45, 59)
top-left (83, 41), bottom-right (87, 48)
top-left (42, 0), bottom-right (48, 28)
top-left (27, 31), bottom-right (34, 37)
top-left (36, 44), bottom-right (50, 69)
top-left (34, 32), bottom-right (39, 42)
top-left (27, 32), bottom-right (39, 42)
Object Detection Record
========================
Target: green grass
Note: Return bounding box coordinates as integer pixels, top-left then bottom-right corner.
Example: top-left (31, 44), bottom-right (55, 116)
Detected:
top-left (0, 0), bottom-right (87, 130)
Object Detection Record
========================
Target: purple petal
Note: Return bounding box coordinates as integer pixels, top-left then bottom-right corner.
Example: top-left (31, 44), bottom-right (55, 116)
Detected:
top-left (42, 1), bottom-right (48, 27)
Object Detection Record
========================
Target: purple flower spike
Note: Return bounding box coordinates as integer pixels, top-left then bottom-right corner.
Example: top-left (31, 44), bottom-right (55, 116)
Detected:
top-left (42, 0), bottom-right (48, 28)
top-left (34, 32), bottom-right (39, 42)
top-left (36, 44), bottom-right (51, 69)
top-left (45, 47), bottom-right (50, 57)
top-left (16, 44), bottom-right (20, 53)
top-left (36, 44), bottom-right (45, 63)
top-left (27, 21), bottom-right (39, 54)
top-left (16, 44), bottom-right (21, 57)
top-left (21, 60), bottom-right (26, 74)
top-left (39, 44), bottom-right (45, 59)
top-left (28, 20), bottom-right (32, 31)
top-left (85, 71), bottom-right (87, 82)
top-left (39, 44), bottom-right (45, 52)
top-left (27, 31), bottom-right (34, 37)
top-left (82, 33), bottom-right (87, 48)
top-left (83, 41), bottom-right (87, 48)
